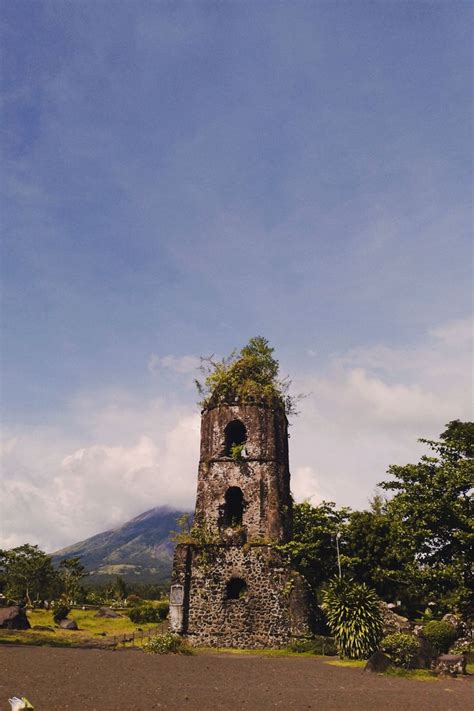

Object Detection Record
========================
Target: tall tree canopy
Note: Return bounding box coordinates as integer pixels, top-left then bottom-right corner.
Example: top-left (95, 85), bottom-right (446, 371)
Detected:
top-left (380, 420), bottom-right (473, 614)
top-left (283, 421), bottom-right (473, 618)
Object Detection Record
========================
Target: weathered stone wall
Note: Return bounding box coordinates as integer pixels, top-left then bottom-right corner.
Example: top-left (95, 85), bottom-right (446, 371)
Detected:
top-left (170, 401), bottom-right (316, 649)
top-left (171, 542), bottom-right (316, 648)
top-left (195, 404), bottom-right (292, 542)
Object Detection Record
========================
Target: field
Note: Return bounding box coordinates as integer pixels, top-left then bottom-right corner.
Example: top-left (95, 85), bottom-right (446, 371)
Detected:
top-left (0, 608), bottom-right (164, 648)
top-left (0, 646), bottom-right (472, 711)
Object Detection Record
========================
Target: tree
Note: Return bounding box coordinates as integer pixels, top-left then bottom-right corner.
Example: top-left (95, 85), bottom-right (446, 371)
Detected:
top-left (380, 420), bottom-right (473, 615)
top-left (114, 576), bottom-right (128, 601)
top-left (344, 496), bottom-right (410, 602)
top-left (57, 557), bottom-right (88, 606)
top-left (278, 501), bottom-right (351, 592)
top-left (0, 544), bottom-right (56, 606)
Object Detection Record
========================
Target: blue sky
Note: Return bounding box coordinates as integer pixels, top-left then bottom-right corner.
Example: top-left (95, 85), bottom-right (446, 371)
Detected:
top-left (1, 2), bottom-right (472, 549)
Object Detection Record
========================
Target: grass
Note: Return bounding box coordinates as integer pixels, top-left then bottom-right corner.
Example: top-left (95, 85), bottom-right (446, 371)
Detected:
top-left (384, 667), bottom-right (438, 681)
top-left (325, 659), bottom-right (440, 681)
top-left (325, 659), bottom-right (366, 668)
top-left (0, 608), bottom-right (164, 648)
top-left (196, 646), bottom-right (336, 658)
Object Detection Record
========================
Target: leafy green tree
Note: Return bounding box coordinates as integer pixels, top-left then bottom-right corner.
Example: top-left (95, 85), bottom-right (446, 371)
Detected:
top-left (0, 544), bottom-right (56, 606)
top-left (344, 496), bottom-right (410, 601)
top-left (278, 501), bottom-right (350, 592)
top-left (57, 557), bottom-right (88, 605)
top-left (380, 420), bottom-right (473, 615)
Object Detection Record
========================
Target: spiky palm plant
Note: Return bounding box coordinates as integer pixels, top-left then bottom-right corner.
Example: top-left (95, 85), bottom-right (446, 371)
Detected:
top-left (321, 577), bottom-right (383, 659)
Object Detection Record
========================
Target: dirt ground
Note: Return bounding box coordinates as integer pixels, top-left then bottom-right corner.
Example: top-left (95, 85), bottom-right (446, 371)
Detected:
top-left (0, 646), bottom-right (471, 711)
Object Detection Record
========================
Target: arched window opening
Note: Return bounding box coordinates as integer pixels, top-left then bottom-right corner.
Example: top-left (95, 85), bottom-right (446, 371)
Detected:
top-left (224, 420), bottom-right (247, 457)
top-left (223, 487), bottom-right (244, 527)
top-left (226, 577), bottom-right (247, 600)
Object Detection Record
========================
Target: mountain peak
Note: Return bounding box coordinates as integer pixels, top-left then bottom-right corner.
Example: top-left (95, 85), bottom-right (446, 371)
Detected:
top-left (53, 505), bottom-right (190, 584)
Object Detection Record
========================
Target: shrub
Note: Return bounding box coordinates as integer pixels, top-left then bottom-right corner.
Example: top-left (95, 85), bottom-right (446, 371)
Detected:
top-left (126, 594), bottom-right (142, 606)
top-left (156, 600), bottom-right (169, 619)
top-left (321, 578), bottom-right (383, 660)
top-left (289, 636), bottom-right (337, 656)
top-left (144, 632), bottom-right (192, 655)
top-left (381, 633), bottom-right (420, 669)
top-left (422, 620), bottom-right (458, 654)
top-left (128, 604), bottom-right (165, 624)
top-left (450, 638), bottom-right (474, 655)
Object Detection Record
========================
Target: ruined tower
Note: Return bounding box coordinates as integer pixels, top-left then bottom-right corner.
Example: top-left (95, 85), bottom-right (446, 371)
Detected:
top-left (169, 342), bottom-right (315, 648)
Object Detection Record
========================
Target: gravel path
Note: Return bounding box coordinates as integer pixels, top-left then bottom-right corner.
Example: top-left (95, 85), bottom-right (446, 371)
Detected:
top-left (0, 646), bottom-right (471, 711)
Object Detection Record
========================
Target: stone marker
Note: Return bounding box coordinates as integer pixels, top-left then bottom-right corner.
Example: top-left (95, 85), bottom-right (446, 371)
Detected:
top-left (0, 606), bottom-right (30, 630)
top-left (95, 607), bottom-right (121, 618)
top-left (432, 654), bottom-right (466, 676)
top-left (59, 618), bottom-right (78, 630)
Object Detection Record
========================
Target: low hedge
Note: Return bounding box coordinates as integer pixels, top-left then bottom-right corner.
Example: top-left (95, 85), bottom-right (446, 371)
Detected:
top-left (128, 603), bottom-right (168, 624)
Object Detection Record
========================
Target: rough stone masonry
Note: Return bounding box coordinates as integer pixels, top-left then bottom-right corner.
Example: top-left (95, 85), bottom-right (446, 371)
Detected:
top-left (169, 402), bottom-right (316, 648)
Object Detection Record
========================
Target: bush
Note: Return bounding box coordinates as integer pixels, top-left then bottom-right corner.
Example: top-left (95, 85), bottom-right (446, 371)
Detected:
top-left (422, 620), bottom-right (458, 654)
top-left (321, 578), bottom-right (383, 660)
top-left (156, 600), bottom-right (169, 619)
top-left (289, 636), bottom-right (337, 656)
top-left (126, 594), bottom-right (142, 606)
top-left (450, 638), bottom-right (474, 655)
top-left (128, 604), bottom-right (166, 624)
top-left (381, 633), bottom-right (420, 669)
top-left (144, 632), bottom-right (192, 655)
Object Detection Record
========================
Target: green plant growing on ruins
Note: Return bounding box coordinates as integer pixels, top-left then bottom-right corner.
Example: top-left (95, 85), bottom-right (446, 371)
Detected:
top-left (321, 577), bottom-right (383, 659)
top-left (172, 514), bottom-right (220, 567)
top-left (195, 336), bottom-right (301, 416)
top-left (230, 442), bottom-right (246, 461)
top-left (172, 514), bottom-right (219, 546)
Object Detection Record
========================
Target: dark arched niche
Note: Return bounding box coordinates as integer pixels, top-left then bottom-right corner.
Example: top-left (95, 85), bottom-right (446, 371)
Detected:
top-left (223, 486), bottom-right (244, 527)
top-left (226, 577), bottom-right (247, 600)
top-left (224, 419), bottom-right (247, 456)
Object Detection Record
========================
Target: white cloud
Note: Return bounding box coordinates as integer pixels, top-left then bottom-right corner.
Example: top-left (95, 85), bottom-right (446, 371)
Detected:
top-left (0, 399), bottom-right (200, 551)
top-left (290, 316), bottom-right (473, 507)
top-left (148, 354), bottom-right (200, 375)
top-left (1, 317), bottom-right (472, 551)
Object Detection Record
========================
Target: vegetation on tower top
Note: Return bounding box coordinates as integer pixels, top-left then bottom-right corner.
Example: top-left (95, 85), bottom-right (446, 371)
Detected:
top-left (195, 336), bottom-right (299, 415)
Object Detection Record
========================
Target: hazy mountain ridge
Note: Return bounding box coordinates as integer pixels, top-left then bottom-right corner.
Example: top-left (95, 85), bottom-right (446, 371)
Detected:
top-left (52, 506), bottom-right (189, 584)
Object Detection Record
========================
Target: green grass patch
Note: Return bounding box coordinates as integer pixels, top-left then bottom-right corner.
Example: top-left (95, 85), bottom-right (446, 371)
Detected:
top-left (196, 646), bottom-right (325, 658)
top-left (384, 667), bottom-right (438, 682)
top-left (325, 658), bottom-right (439, 681)
top-left (325, 659), bottom-right (366, 668)
top-left (0, 608), bottom-right (164, 648)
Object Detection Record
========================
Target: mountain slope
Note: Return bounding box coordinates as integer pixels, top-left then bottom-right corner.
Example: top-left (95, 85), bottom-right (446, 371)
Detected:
top-left (53, 506), bottom-right (188, 585)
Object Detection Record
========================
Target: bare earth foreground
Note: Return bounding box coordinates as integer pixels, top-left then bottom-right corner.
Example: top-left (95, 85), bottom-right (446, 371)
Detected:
top-left (0, 647), bottom-right (471, 711)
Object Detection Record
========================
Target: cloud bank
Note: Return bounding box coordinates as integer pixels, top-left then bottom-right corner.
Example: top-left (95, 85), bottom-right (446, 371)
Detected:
top-left (1, 318), bottom-right (471, 551)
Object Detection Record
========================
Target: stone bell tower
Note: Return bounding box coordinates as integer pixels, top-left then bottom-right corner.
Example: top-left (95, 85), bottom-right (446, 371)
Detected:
top-left (170, 401), bottom-right (316, 648)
